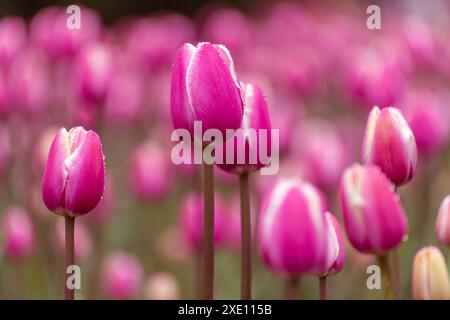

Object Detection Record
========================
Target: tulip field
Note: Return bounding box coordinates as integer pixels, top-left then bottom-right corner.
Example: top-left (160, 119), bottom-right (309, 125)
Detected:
top-left (0, 0), bottom-right (450, 301)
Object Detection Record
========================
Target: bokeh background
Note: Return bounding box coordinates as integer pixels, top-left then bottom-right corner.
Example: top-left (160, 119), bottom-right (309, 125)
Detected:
top-left (0, 0), bottom-right (449, 299)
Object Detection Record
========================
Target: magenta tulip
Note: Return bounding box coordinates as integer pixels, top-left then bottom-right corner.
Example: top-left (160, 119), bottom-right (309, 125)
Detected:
top-left (322, 212), bottom-right (346, 276)
top-left (170, 42), bottom-right (243, 136)
top-left (130, 141), bottom-right (173, 201)
top-left (217, 82), bottom-right (271, 173)
top-left (339, 164), bottom-right (408, 254)
top-left (257, 178), bottom-right (328, 276)
top-left (103, 252), bottom-right (143, 300)
top-left (362, 106), bottom-right (417, 186)
top-left (42, 126), bottom-right (105, 216)
top-left (2, 207), bottom-right (35, 260)
top-left (435, 196), bottom-right (450, 246)
top-left (0, 17), bottom-right (26, 68)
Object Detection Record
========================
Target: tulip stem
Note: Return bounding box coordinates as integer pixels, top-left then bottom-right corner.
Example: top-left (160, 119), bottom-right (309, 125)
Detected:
top-left (390, 248), bottom-right (402, 299)
top-left (65, 216), bottom-right (75, 300)
top-left (239, 172), bottom-right (252, 300)
top-left (377, 254), bottom-right (395, 299)
top-left (200, 161), bottom-right (214, 300)
top-left (284, 277), bottom-right (300, 300)
top-left (319, 276), bottom-right (327, 300)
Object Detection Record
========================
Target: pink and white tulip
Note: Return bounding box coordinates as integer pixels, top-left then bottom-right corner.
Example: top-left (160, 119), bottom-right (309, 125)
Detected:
top-left (322, 212), bottom-right (346, 276)
top-left (362, 106), bottom-right (417, 186)
top-left (339, 164), bottom-right (408, 254)
top-left (435, 195), bottom-right (450, 246)
top-left (257, 178), bottom-right (328, 276)
top-left (170, 42), bottom-right (243, 136)
top-left (2, 207), bottom-right (35, 260)
top-left (42, 127), bottom-right (105, 216)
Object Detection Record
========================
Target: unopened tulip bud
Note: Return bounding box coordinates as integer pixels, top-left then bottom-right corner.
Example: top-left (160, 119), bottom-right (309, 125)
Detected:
top-left (258, 178), bottom-right (328, 276)
top-left (435, 196), bottom-right (450, 246)
top-left (73, 42), bottom-right (114, 103)
top-left (2, 207), bottom-right (35, 260)
top-left (217, 82), bottom-right (271, 174)
top-left (42, 127), bottom-right (105, 216)
top-left (103, 252), bottom-right (143, 300)
top-left (412, 246), bottom-right (450, 300)
top-left (180, 192), bottom-right (229, 252)
top-left (170, 42), bottom-right (243, 136)
top-left (339, 164), bottom-right (408, 254)
top-left (130, 141), bottom-right (173, 201)
top-left (362, 106), bottom-right (417, 186)
top-left (145, 272), bottom-right (180, 300)
top-left (322, 212), bottom-right (346, 276)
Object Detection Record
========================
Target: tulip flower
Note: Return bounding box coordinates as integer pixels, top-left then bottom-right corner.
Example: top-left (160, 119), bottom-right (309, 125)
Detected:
top-left (339, 164), bottom-right (407, 299)
top-left (258, 178), bottom-right (328, 299)
top-left (0, 17), bottom-right (26, 68)
top-left (103, 252), bottom-right (143, 300)
top-left (42, 126), bottom-right (105, 300)
top-left (362, 106), bottom-right (417, 186)
top-left (216, 82), bottom-right (271, 299)
top-left (73, 42), bottom-right (114, 103)
top-left (145, 272), bottom-right (180, 300)
top-left (171, 42), bottom-right (243, 300)
top-left (2, 207), bottom-right (35, 260)
top-left (339, 164), bottom-right (407, 254)
top-left (319, 211), bottom-right (346, 300)
top-left (412, 246), bottom-right (449, 300)
top-left (130, 141), bottom-right (173, 201)
top-left (435, 195), bottom-right (450, 246)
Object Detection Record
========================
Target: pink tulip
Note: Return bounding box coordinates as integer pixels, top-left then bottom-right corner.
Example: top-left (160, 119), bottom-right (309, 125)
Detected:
top-left (0, 17), bottom-right (27, 68)
top-left (412, 246), bottom-right (449, 300)
top-left (362, 106), bottom-right (417, 186)
top-left (9, 48), bottom-right (50, 114)
top-left (294, 120), bottom-right (349, 191)
top-left (0, 126), bottom-right (11, 179)
top-left (400, 91), bottom-right (448, 153)
top-left (42, 127), bottom-right (105, 216)
top-left (339, 164), bottom-right (408, 254)
top-left (170, 42), bottom-right (243, 136)
top-left (217, 82), bottom-right (271, 173)
top-left (130, 141), bottom-right (173, 201)
top-left (435, 195), bottom-right (450, 246)
top-left (145, 272), bottom-right (180, 300)
top-left (322, 212), bottom-right (346, 276)
top-left (179, 192), bottom-right (229, 251)
top-left (2, 207), bottom-right (35, 260)
top-left (30, 6), bottom-right (101, 59)
top-left (55, 219), bottom-right (92, 259)
top-left (103, 252), bottom-right (143, 300)
top-left (0, 71), bottom-right (11, 117)
top-left (257, 178), bottom-right (328, 276)
top-left (73, 42), bottom-right (114, 103)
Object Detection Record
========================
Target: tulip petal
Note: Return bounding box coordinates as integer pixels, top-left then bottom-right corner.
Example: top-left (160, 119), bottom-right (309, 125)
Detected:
top-left (170, 43), bottom-right (196, 134)
top-left (64, 130), bottom-right (105, 215)
top-left (42, 128), bottom-right (70, 214)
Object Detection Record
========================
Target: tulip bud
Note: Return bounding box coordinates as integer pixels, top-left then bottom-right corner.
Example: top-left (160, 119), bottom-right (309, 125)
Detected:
top-left (73, 42), bottom-right (114, 103)
top-left (435, 195), bottom-right (450, 246)
top-left (322, 212), bottom-right (346, 276)
top-left (42, 126), bottom-right (105, 217)
top-left (217, 82), bottom-right (271, 174)
top-left (55, 219), bottom-right (92, 259)
top-left (2, 207), bottom-right (35, 260)
top-left (145, 272), bottom-right (180, 300)
top-left (339, 164), bottom-right (408, 254)
top-left (103, 252), bottom-right (143, 300)
top-left (412, 246), bottom-right (450, 300)
top-left (257, 178), bottom-right (328, 276)
top-left (180, 192), bottom-right (229, 252)
top-left (0, 17), bottom-right (26, 68)
top-left (170, 42), bottom-right (243, 136)
top-left (130, 141), bottom-right (173, 201)
top-left (362, 106), bottom-right (417, 186)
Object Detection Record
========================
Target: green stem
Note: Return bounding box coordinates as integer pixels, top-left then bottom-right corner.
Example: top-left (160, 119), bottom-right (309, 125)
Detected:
top-left (239, 172), bottom-right (252, 300)
top-left (65, 216), bottom-right (75, 300)
top-left (319, 276), bottom-right (327, 300)
top-left (377, 254), bottom-right (394, 299)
